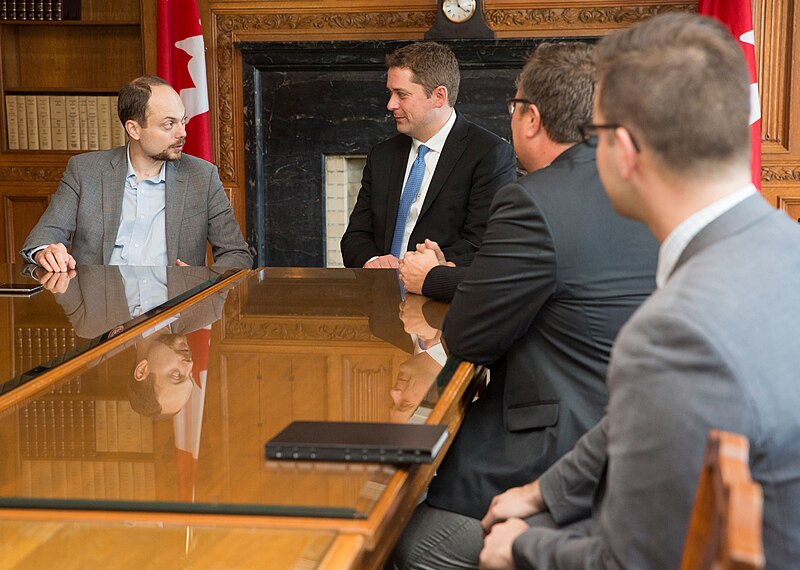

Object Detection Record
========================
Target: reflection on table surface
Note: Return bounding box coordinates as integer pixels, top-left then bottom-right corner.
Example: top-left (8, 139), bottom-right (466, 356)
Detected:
top-left (0, 265), bottom-right (240, 395)
top-left (0, 268), bottom-right (452, 519)
top-left (0, 517), bottom-right (339, 569)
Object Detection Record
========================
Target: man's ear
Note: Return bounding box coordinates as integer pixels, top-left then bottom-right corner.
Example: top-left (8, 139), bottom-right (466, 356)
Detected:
top-left (524, 103), bottom-right (543, 138)
top-left (134, 360), bottom-right (149, 381)
top-left (125, 120), bottom-right (141, 141)
top-left (615, 127), bottom-right (640, 180)
top-left (431, 85), bottom-right (449, 108)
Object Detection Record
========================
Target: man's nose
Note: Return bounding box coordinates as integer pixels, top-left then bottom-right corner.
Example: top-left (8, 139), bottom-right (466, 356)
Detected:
top-left (387, 94), bottom-right (399, 111)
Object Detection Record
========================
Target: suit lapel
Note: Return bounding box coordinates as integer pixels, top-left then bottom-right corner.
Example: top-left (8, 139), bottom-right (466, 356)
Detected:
top-left (101, 148), bottom-right (128, 263)
top-left (383, 136), bottom-right (413, 253)
top-left (672, 194), bottom-right (771, 278)
top-left (418, 112), bottom-right (468, 221)
top-left (165, 159), bottom-right (188, 265)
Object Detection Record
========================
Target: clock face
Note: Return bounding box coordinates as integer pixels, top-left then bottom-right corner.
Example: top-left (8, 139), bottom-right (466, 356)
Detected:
top-left (442, 0), bottom-right (476, 23)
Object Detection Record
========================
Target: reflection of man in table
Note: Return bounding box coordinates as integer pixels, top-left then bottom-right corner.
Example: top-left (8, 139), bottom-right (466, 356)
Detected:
top-left (130, 327), bottom-right (195, 419)
top-left (41, 264), bottom-right (227, 418)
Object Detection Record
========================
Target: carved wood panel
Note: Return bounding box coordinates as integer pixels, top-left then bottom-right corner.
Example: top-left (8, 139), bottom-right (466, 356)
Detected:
top-left (2, 191), bottom-right (50, 264)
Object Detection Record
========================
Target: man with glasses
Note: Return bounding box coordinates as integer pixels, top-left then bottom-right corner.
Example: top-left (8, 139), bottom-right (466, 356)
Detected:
top-left (341, 42), bottom-right (516, 270)
top-left (479, 14), bottom-right (800, 569)
top-left (390, 42), bottom-right (658, 569)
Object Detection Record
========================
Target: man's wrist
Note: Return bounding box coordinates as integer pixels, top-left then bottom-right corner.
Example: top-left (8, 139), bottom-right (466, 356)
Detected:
top-left (22, 245), bottom-right (47, 265)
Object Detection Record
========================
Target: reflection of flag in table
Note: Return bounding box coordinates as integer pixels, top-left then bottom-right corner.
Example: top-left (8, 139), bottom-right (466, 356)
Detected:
top-left (157, 0), bottom-right (212, 162)
top-left (173, 326), bottom-right (210, 502)
top-left (698, 0), bottom-right (762, 190)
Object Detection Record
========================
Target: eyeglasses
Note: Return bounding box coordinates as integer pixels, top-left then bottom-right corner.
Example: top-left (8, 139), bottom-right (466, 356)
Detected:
top-left (507, 97), bottom-right (533, 116)
top-left (579, 123), bottom-right (640, 152)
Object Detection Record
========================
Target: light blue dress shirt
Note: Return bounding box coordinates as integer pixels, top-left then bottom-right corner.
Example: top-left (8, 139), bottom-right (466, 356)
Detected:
top-left (108, 146), bottom-right (169, 266)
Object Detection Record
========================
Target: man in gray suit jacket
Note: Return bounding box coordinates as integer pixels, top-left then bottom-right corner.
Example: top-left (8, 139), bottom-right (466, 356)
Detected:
top-left (390, 43), bottom-right (658, 569)
top-left (480, 14), bottom-right (800, 569)
top-left (21, 75), bottom-right (251, 271)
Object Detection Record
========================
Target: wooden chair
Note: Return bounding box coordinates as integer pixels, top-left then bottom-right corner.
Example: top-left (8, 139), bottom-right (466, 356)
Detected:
top-left (680, 430), bottom-right (765, 570)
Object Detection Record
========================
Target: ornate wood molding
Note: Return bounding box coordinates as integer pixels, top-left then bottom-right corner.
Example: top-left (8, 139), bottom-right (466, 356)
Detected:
top-left (484, 4), bottom-right (695, 28)
top-left (223, 318), bottom-right (377, 342)
top-left (0, 166), bottom-right (65, 182)
top-left (762, 167), bottom-right (800, 182)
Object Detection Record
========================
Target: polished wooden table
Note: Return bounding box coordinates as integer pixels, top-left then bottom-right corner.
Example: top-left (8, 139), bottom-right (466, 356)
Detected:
top-left (0, 267), bottom-right (480, 569)
top-left (0, 264), bottom-right (244, 402)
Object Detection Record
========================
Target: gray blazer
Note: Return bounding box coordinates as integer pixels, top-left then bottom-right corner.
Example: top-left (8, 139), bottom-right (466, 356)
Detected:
top-left (426, 144), bottom-right (658, 519)
top-left (517, 195), bottom-right (800, 569)
top-left (21, 146), bottom-right (252, 268)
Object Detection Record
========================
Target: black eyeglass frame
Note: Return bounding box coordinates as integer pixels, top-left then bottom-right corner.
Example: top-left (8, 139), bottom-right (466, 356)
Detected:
top-left (579, 123), bottom-right (640, 152)
top-left (506, 97), bottom-right (534, 116)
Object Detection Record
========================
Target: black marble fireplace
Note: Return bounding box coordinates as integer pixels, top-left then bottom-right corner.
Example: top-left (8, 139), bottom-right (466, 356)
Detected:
top-left (240, 38), bottom-right (570, 267)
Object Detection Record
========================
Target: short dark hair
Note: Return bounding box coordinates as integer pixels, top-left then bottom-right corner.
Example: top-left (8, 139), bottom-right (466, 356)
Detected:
top-left (517, 42), bottom-right (596, 144)
top-left (595, 13), bottom-right (751, 173)
top-left (118, 75), bottom-right (171, 127)
top-left (385, 42), bottom-right (460, 106)
top-left (127, 372), bottom-right (164, 419)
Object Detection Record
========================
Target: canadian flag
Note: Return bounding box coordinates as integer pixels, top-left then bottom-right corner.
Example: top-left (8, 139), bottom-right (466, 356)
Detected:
top-left (698, 0), bottom-right (762, 190)
top-left (173, 326), bottom-right (211, 502)
top-left (157, 0), bottom-right (213, 162)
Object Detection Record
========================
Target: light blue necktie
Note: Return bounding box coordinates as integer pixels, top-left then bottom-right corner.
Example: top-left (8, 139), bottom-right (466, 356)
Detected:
top-left (391, 144), bottom-right (430, 259)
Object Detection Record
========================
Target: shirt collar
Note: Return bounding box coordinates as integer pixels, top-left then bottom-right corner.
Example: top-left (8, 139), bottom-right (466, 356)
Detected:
top-left (412, 109), bottom-right (456, 155)
top-left (126, 144), bottom-right (167, 184)
top-left (656, 183), bottom-right (757, 288)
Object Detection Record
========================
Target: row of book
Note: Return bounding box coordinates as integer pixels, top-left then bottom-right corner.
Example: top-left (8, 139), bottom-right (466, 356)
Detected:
top-left (20, 398), bottom-right (154, 458)
top-left (5, 94), bottom-right (127, 152)
top-left (0, 0), bottom-right (80, 21)
top-left (21, 459), bottom-right (156, 500)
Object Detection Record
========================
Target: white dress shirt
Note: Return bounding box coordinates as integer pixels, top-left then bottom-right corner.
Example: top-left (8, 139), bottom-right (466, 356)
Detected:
top-left (396, 109), bottom-right (457, 258)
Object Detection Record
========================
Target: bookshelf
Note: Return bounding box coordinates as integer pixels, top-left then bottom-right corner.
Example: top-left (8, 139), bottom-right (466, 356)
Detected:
top-left (0, 0), bottom-right (156, 264)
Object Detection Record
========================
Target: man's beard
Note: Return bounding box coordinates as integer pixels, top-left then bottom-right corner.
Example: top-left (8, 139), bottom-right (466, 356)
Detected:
top-left (151, 137), bottom-right (186, 162)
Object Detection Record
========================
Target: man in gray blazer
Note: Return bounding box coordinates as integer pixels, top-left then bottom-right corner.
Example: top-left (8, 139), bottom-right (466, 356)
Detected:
top-left (21, 75), bottom-right (251, 271)
top-left (390, 43), bottom-right (658, 569)
top-left (480, 14), bottom-right (800, 569)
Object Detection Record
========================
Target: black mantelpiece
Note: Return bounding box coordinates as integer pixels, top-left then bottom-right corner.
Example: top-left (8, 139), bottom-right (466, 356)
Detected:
top-left (239, 38), bottom-right (572, 267)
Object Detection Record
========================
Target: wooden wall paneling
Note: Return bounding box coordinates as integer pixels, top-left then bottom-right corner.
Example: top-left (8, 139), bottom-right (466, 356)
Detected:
top-left (758, 0), bottom-right (800, 214)
top-left (1, 187), bottom-right (52, 265)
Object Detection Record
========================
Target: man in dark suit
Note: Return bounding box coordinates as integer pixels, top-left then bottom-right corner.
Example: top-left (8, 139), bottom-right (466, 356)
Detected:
top-left (479, 15), bottom-right (800, 569)
top-left (21, 75), bottom-right (251, 271)
top-left (340, 41), bottom-right (516, 269)
top-left (390, 42), bottom-right (658, 569)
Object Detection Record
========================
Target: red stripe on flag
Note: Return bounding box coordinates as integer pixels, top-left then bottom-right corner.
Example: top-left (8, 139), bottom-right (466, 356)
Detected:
top-left (698, 0), bottom-right (762, 190)
top-left (157, 0), bottom-right (213, 162)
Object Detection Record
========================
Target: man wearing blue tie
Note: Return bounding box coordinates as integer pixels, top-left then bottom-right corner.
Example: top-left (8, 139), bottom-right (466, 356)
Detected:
top-left (340, 42), bottom-right (517, 269)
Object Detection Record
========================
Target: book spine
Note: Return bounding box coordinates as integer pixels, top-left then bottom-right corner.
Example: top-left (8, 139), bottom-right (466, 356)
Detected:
top-left (0, 1), bottom-right (7, 21)
top-left (77, 95), bottom-right (88, 150)
top-left (43, 0), bottom-right (51, 20)
top-left (50, 94), bottom-right (67, 150)
top-left (16, 0), bottom-right (25, 21)
top-left (85, 95), bottom-right (98, 150)
top-left (52, 0), bottom-right (61, 20)
top-left (16, 95), bottom-right (27, 149)
top-left (34, 0), bottom-right (42, 20)
top-left (24, 95), bottom-right (39, 150)
top-left (5, 95), bottom-right (19, 150)
top-left (110, 96), bottom-right (126, 147)
top-left (35, 95), bottom-right (52, 150)
top-left (96, 95), bottom-right (111, 150)
top-left (65, 95), bottom-right (80, 150)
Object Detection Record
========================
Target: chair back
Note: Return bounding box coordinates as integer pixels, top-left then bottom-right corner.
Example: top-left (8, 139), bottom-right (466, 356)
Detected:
top-left (680, 430), bottom-right (765, 570)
